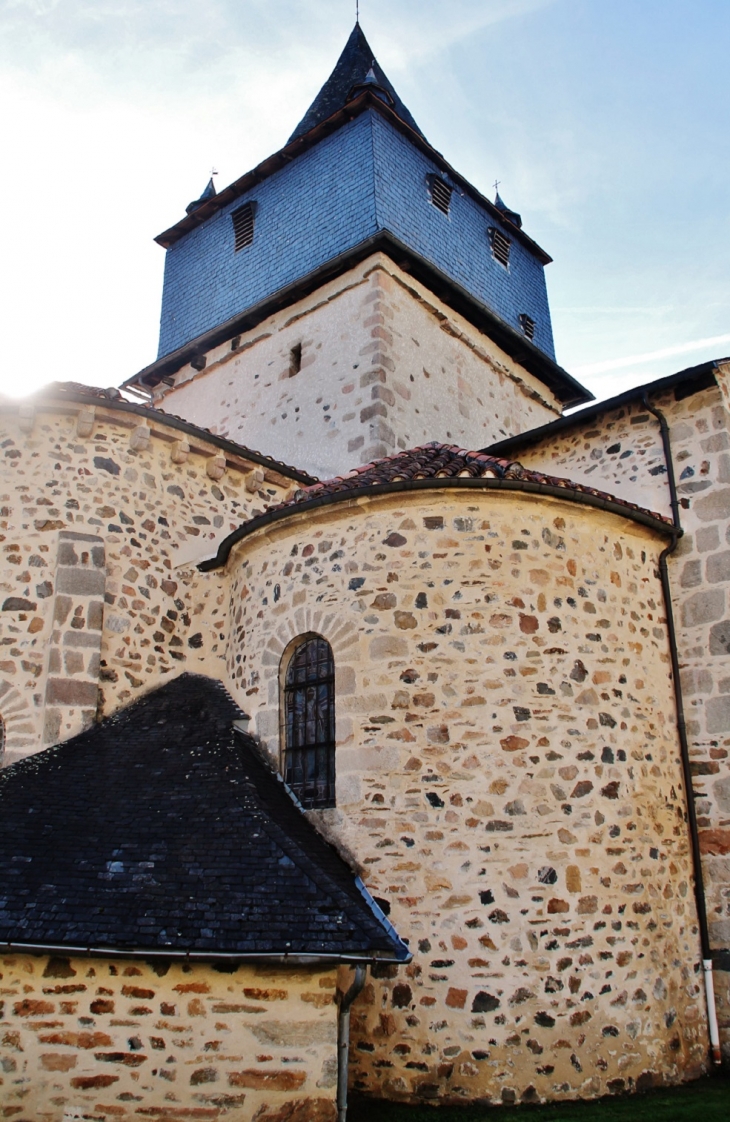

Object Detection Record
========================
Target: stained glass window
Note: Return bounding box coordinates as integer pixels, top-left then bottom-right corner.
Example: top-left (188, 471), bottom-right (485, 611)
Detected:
top-left (283, 636), bottom-right (336, 808)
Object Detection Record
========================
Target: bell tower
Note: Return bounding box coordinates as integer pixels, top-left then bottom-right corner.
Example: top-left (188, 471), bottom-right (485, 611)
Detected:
top-left (126, 25), bottom-right (591, 479)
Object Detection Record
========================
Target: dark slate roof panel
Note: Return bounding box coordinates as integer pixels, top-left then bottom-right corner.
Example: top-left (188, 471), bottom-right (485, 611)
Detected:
top-left (289, 23), bottom-right (425, 143)
top-left (0, 675), bottom-right (408, 962)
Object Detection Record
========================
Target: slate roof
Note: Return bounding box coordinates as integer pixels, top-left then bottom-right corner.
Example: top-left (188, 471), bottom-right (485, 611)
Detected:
top-left (288, 23), bottom-right (425, 143)
top-left (0, 675), bottom-right (408, 963)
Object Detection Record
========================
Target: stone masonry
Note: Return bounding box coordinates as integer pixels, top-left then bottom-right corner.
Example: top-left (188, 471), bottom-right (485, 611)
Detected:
top-left (0, 953), bottom-right (339, 1121)
top-left (151, 255), bottom-right (563, 481)
top-left (225, 487), bottom-right (707, 1102)
top-left (513, 368), bottom-right (730, 1058)
top-left (0, 394), bottom-right (301, 764)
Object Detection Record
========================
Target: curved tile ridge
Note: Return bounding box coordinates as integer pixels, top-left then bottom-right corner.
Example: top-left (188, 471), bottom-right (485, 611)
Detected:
top-left (264, 441), bottom-right (673, 526)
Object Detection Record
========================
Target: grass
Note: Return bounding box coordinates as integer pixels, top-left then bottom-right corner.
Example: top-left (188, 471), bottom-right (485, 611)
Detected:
top-left (348, 1072), bottom-right (729, 1121)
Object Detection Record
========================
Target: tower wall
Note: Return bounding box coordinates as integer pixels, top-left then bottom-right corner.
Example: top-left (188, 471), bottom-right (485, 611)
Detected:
top-left (153, 255), bottom-right (562, 480)
top-left (227, 487), bottom-right (707, 1104)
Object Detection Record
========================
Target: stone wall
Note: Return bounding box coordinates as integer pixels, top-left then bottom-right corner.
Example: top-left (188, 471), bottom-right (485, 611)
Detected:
top-left (0, 396), bottom-right (296, 763)
top-left (514, 371), bottom-right (730, 1057)
top-left (152, 254), bottom-right (562, 480)
top-left (0, 952), bottom-right (338, 1121)
top-left (225, 487), bottom-right (707, 1103)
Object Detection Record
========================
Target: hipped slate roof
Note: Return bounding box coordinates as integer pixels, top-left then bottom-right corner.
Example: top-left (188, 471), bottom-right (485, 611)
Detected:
top-left (289, 23), bottom-right (425, 143)
top-left (0, 674), bottom-right (408, 963)
top-left (199, 441), bottom-right (674, 571)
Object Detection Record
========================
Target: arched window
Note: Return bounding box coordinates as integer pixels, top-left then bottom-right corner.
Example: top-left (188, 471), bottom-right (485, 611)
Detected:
top-left (282, 635), bottom-right (336, 808)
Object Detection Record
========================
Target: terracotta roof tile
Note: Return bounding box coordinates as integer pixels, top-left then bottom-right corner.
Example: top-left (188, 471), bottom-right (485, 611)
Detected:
top-left (264, 441), bottom-right (672, 525)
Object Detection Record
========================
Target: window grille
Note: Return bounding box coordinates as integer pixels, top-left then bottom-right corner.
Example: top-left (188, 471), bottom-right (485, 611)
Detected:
top-left (519, 314), bottom-right (536, 341)
top-left (488, 227), bottom-right (511, 267)
top-left (428, 176), bottom-right (453, 215)
top-left (232, 202), bottom-right (255, 251)
top-left (283, 636), bottom-right (336, 808)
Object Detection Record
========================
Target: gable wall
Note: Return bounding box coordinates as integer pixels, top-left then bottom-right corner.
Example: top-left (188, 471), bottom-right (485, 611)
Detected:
top-left (0, 401), bottom-right (294, 764)
top-left (153, 255), bottom-right (561, 481)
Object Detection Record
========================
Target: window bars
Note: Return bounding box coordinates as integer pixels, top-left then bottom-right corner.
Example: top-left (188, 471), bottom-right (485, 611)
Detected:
top-left (283, 636), bottom-right (336, 808)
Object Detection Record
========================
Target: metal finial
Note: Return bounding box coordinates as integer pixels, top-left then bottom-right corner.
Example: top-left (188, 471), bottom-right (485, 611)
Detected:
top-left (356, 0), bottom-right (359, 22)
top-left (493, 179), bottom-right (501, 196)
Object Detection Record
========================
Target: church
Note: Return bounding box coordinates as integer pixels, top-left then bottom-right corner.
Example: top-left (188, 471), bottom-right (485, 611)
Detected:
top-left (0, 24), bottom-right (727, 1120)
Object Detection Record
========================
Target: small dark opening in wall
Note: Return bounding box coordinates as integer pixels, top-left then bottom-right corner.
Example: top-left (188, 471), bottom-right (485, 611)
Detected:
top-left (519, 313), bottom-right (536, 341)
top-left (191, 355), bottom-right (207, 372)
top-left (232, 202), bottom-right (255, 251)
top-left (488, 227), bottom-right (511, 267)
top-left (428, 175), bottom-right (453, 215)
top-left (289, 343), bottom-right (302, 377)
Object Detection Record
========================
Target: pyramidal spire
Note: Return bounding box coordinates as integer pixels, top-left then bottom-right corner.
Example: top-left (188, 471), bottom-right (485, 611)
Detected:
top-left (288, 23), bottom-right (425, 144)
top-left (185, 176), bottom-right (217, 216)
top-left (494, 190), bottom-right (523, 230)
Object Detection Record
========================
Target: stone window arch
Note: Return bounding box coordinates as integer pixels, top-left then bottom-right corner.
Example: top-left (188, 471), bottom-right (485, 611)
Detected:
top-left (280, 634), bottom-right (336, 808)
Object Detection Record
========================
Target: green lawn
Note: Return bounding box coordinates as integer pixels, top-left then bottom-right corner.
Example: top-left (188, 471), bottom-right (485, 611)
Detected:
top-left (348, 1073), bottom-right (729, 1121)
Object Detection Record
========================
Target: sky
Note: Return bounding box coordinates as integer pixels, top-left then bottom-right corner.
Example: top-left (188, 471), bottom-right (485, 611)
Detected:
top-left (0, 0), bottom-right (728, 406)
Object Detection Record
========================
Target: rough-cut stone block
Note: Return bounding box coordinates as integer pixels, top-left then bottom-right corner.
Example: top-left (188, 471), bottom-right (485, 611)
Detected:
top-left (707, 551), bottom-right (730, 584)
top-left (207, 454), bottom-right (227, 480)
top-left (681, 588), bottom-right (725, 628)
top-left (693, 488), bottom-right (730, 523)
top-left (129, 424), bottom-right (151, 451)
top-left (170, 439), bottom-right (190, 464)
top-left (76, 407), bottom-right (95, 437)
top-left (706, 695), bottom-right (730, 734)
top-left (18, 404), bottom-right (35, 433)
top-left (46, 678), bottom-right (99, 707)
top-left (56, 568), bottom-right (106, 596)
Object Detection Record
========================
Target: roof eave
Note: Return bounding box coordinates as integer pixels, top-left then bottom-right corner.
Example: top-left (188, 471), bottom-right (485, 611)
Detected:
top-left (154, 92), bottom-right (552, 265)
top-left (198, 475), bottom-right (673, 573)
top-left (484, 359), bottom-right (724, 458)
top-left (0, 940), bottom-right (411, 966)
top-left (5, 386), bottom-right (316, 486)
top-left (127, 232), bottom-right (591, 406)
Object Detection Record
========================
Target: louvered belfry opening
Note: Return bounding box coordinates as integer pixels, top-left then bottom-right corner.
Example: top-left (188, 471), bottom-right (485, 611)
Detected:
top-left (428, 175), bottom-right (453, 215)
top-left (488, 226), bottom-right (511, 267)
top-left (283, 635), bottom-right (336, 808)
top-left (519, 313), bottom-right (536, 341)
top-left (232, 202), bottom-right (255, 251)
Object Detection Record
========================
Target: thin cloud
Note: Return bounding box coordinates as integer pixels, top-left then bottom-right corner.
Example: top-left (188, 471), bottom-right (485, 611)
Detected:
top-left (575, 334), bottom-right (730, 377)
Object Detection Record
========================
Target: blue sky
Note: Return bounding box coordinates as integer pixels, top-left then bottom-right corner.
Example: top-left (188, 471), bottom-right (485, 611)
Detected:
top-left (0, 0), bottom-right (727, 403)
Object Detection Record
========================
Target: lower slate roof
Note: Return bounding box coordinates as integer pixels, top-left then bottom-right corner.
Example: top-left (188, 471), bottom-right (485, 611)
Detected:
top-left (0, 674), bottom-right (408, 963)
